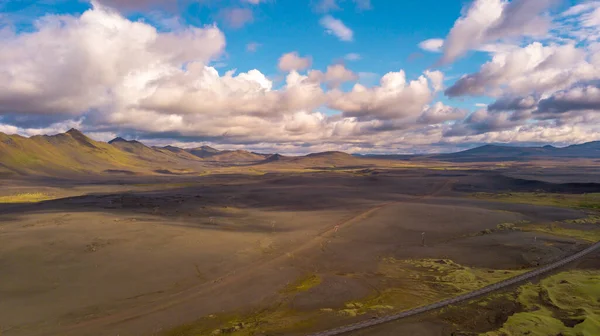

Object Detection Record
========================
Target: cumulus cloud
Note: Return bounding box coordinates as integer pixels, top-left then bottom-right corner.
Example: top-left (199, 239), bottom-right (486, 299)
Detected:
top-left (537, 83), bottom-right (600, 114)
top-left (424, 70), bottom-right (444, 92)
top-left (320, 15), bottom-right (353, 42)
top-left (440, 0), bottom-right (557, 64)
top-left (419, 38), bottom-right (444, 53)
top-left (445, 42), bottom-right (597, 97)
top-left (0, 3), bottom-right (225, 115)
top-left (309, 64), bottom-right (358, 88)
top-left (2, 0), bottom-right (600, 153)
top-left (488, 95), bottom-right (538, 111)
top-left (278, 52), bottom-right (312, 72)
top-left (328, 70), bottom-right (434, 120)
top-left (444, 109), bottom-right (521, 136)
top-left (418, 102), bottom-right (467, 124)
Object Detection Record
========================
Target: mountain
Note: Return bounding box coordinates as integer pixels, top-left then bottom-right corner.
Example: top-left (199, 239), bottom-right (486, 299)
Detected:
top-left (0, 129), bottom-right (274, 177)
top-left (187, 145), bottom-right (220, 158)
top-left (416, 142), bottom-right (600, 162)
top-left (3, 129), bottom-right (600, 177)
top-left (0, 129), bottom-right (144, 176)
top-left (152, 145), bottom-right (207, 162)
top-left (256, 151), bottom-right (373, 169)
top-left (108, 137), bottom-right (204, 165)
top-left (201, 150), bottom-right (267, 163)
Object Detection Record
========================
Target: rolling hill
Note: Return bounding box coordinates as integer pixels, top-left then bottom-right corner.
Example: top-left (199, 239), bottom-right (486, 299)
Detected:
top-left (2, 129), bottom-right (600, 177)
top-left (0, 129), bottom-right (145, 176)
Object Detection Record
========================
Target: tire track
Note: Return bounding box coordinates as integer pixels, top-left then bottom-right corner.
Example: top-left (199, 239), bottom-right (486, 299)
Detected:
top-left (306, 240), bottom-right (600, 336)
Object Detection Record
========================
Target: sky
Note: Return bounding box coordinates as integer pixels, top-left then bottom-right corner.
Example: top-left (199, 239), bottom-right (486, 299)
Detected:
top-left (0, 0), bottom-right (599, 154)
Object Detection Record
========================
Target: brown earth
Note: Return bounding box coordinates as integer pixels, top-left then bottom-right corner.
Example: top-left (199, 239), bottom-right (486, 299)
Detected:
top-left (0, 163), bottom-right (599, 336)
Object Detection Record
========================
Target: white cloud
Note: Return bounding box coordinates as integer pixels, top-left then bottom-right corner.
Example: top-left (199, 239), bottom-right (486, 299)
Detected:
top-left (278, 52), bottom-right (312, 72)
top-left (0, 3), bottom-right (225, 115)
top-left (440, 0), bottom-right (556, 64)
top-left (328, 70), bottom-right (434, 121)
top-left (309, 64), bottom-right (358, 88)
top-left (419, 38), bottom-right (444, 53)
top-left (320, 15), bottom-right (353, 42)
top-left (418, 102), bottom-right (467, 124)
top-left (424, 70), bottom-right (444, 92)
top-left (2, 0), bottom-right (600, 153)
top-left (446, 42), bottom-right (597, 97)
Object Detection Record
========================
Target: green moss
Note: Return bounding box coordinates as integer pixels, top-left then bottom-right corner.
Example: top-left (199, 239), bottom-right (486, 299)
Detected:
top-left (564, 216), bottom-right (600, 225)
top-left (520, 224), bottom-right (600, 242)
top-left (281, 274), bottom-right (322, 294)
top-left (484, 270), bottom-right (600, 336)
top-left (163, 308), bottom-right (318, 336)
top-left (0, 192), bottom-right (55, 203)
top-left (472, 192), bottom-right (600, 210)
top-left (486, 307), bottom-right (570, 336)
top-left (382, 258), bottom-right (525, 294)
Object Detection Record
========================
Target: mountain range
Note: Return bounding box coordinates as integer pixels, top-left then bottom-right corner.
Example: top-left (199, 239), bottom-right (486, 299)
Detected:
top-left (1, 129), bottom-right (599, 177)
top-left (359, 142), bottom-right (600, 162)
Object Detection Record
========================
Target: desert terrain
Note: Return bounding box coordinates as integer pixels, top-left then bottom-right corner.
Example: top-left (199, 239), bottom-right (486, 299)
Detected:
top-left (1, 130), bottom-right (599, 336)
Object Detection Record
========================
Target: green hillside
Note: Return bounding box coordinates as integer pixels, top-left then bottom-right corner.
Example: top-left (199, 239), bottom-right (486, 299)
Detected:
top-left (0, 129), bottom-right (204, 176)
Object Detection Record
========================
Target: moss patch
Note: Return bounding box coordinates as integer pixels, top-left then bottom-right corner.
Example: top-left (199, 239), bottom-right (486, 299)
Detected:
top-left (0, 192), bottom-right (55, 203)
top-left (472, 192), bottom-right (600, 210)
top-left (280, 274), bottom-right (322, 294)
top-left (164, 308), bottom-right (318, 336)
top-left (482, 270), bottom-right (600, 336)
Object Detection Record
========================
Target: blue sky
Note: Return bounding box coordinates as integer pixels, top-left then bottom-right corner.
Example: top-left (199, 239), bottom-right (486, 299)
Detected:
top-left (0, 0), bottom-right (599, 153)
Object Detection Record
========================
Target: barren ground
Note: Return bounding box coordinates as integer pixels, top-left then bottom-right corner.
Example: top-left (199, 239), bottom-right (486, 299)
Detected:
top-left (1, 163), bottom-right (599, 336)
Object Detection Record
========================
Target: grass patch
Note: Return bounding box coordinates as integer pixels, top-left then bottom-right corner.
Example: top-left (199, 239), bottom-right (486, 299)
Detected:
top-left (519, 224), bottom-right (600, 242)
top-left (484, 270), bottom-right (600, 336)
top-left (472, 192), bottom-right (600, 210)
top-left (163, 308), bottom-right (318, 336)
top-left (0, 192), bottom-right (55, 203)
top-left (389, 258), bottom-right (526, 293)
top-left (280, 274), bottom-right (322, 294)
top-left (326, 258), bottom-right (529, 319)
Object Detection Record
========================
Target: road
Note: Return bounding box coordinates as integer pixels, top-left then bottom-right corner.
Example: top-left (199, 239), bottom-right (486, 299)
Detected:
top-left (306, 240), bottom-right (600, 336)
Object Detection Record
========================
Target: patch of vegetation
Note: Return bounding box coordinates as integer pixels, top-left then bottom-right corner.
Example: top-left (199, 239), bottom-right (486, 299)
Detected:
top-left (0, 192), bottom-right (55, 203)
top-left (472, 192), bottom-right (600, 210)
top-left (564, 216), bottom-right (600, 225)
top-left (438, 292), bottom-right (520, 333)
top-left (280, 274), bottom-right (322, 294)
top-left (484, 270), bottom-right (600, 336)
top-left (519, 223), bottom-right (600, 242)
top-left (391, 258), bottom-right (525, 293)
top-left (326, 258), bottom-right (528, 319)
top-left (164, 308), bottom-right (318, 336)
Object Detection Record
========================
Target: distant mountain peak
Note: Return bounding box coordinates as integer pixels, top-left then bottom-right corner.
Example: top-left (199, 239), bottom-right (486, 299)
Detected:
top-left (108, 137), bottom-right (127, 144)
top-left (66, 128), bottom-right (84, 136)
top-left (306, 151), bottom-right (352, 157)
